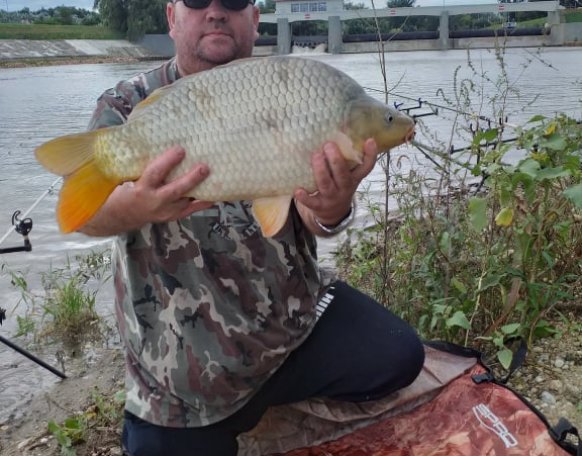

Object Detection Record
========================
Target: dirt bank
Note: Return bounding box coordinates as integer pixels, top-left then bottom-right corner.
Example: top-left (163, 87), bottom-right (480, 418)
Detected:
top-left (1, 312), bottom-right (580, 456)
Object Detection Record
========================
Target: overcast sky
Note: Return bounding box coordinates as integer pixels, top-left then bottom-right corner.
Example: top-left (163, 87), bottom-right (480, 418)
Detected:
top-left (2, 0), bottom-right (497, 12)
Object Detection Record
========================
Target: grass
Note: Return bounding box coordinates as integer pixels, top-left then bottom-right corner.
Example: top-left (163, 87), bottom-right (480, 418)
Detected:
top-left (48, 387), bottom-right (125, 456)
top-left (3, 250), bottom-right (111, 347)
top-left (518, 11), bottom-right (582, 28)
top-left (0, 23), bottom-right (123, 40)
top-left (516, 18), bottom-right (546, 28)
top-left (565, 11), bottom-right (582, 23)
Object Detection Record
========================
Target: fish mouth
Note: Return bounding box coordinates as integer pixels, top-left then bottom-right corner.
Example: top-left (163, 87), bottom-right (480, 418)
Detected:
top-left (404, 125), bottom-right (416, 144)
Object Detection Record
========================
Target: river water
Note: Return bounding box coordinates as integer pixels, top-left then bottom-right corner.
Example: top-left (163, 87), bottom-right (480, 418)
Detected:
top-left (0, 47), bottom-right (581, 424)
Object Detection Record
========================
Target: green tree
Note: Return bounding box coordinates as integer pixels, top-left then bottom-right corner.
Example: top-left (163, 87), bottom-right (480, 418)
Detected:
top-left (95, 0), bottom-right (128, 35)
top-left (127, 0), bottom-right (168, 41)
top-left (344, 1), bottom-right (367, 9)
top-left (386, 0), bottom-right (414, 7)
top-left (95, 0), bottom-right (168, 41)
top-left (54, 6), bottom-right (75, 25)
top-left (258, 0), bottom-right (276, 13)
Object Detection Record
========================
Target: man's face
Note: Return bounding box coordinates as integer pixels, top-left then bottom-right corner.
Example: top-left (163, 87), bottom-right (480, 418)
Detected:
top-left (167, 0), bottom-right (260, 75)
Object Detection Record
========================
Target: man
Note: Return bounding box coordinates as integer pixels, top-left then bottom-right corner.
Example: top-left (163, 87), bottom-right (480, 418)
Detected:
top-left (83, 1), bottom-right (425, 455)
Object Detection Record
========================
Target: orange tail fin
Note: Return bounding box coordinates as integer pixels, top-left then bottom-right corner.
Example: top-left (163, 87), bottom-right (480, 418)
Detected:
top-left (57, 160), bottom-right (119, 233)
top-left (35, 129), bottom-right (119, 233)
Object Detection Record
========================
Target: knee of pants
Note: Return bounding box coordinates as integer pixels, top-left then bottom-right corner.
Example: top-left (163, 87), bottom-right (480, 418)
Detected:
top-left (395, 330), bottom-right (426, 388)
top-left (368, 325), bottom-right (425, 391)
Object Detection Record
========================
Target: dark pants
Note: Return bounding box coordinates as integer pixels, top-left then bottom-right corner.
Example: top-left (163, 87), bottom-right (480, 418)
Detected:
top-left (122, 281), bottom-right (425, 456)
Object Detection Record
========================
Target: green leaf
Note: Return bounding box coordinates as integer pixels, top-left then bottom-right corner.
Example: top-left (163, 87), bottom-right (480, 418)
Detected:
top-left (518, 159), bottom-right (540, 177)
top-left (64, 417), bottom-right (82, 429)
top-left (439, 231), bottom-right (450, 252)
top-left (479, 273), bottom-right (503, 291)
top-left (468, 197), bottom-right (487, 232)
top-left (534, 319), bottom-right (559, 338)
top-left (114, 389), bottom-right (127, 404)
top-left (481, 128), bottom-right (499, 142)
top-left (542, 251), bottom-right (555, 268)
top-left (528, 114), bottom-right (546, 123)
top-left (47, 420), bottom-right (60, 434)
top-left (493, 335), bottom-right (505, 349)
top-left (563, 183), bottom-right (582, 209)
top-left (501, 323), bottom-right (521, 335)
top-left (495, 207), bottom-right (514, 227)
top-left (541, 134), bottom-right (567, 151)
top-left (535, 166), bottom-right (570, 181)
top-left (498, 348), bottom-right (513, 370)
top-left (451, 276), bottom-right (467, 294)
top-left (446, 310), bottom-right (471, 330)
top-left (472, 128), bottom-right (499, 146)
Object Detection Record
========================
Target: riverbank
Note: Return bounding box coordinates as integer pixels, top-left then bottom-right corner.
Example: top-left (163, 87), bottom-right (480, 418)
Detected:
top-left (0, 313), bottom-right (580, 455)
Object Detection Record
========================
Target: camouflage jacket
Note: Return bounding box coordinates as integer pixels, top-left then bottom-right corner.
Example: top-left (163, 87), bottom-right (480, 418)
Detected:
top-left (88, 59), bottom-right (324, 427)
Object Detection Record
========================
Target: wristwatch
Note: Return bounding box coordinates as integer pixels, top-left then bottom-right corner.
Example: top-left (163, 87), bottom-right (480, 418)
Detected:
top-left (314, 200), bottom-right (355, 235)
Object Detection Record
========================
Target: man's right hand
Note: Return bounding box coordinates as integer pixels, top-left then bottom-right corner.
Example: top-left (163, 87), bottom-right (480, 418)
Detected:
top-left (79, 146), bottom-right (212, 237)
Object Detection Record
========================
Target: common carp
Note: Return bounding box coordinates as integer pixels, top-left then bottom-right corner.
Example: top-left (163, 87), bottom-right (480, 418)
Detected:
top-left (35, 56), bottom-right (415, 237)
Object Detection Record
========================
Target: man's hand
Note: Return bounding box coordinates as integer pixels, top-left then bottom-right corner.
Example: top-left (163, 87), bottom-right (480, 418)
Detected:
top-left (79, 146), bottom-right (212, 236)
top-left (294, 138), bottom-right (379, 236)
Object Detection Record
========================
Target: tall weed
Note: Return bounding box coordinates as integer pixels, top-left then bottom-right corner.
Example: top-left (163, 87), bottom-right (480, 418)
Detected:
top-left (336, 48), bottom-right (582, 369)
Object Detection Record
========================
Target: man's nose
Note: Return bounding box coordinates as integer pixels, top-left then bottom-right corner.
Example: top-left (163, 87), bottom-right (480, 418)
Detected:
top-left (205, 0), bottom-right (228, 19)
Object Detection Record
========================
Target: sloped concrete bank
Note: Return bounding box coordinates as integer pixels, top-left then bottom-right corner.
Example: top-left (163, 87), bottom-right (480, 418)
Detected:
top-left (0, 39), bottom-right (161, 61)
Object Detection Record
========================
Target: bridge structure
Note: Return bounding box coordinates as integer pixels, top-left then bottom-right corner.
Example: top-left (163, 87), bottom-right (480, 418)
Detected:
top-left (258, 1), bottom-right (564, 54)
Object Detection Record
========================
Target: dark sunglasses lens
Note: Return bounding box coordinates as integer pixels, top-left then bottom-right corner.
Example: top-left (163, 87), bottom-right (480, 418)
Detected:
top-left (182, 0), bottom-right (249, 10)
top-left (221, 0), bottom-right (249, 10)
top-left (182, 0), bottom-right (212, 9)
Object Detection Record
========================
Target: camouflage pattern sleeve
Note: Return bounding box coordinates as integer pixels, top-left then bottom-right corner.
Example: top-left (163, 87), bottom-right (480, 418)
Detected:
top-left (87, 59), bottom-right (178, 131)
top-left (87, 80), bottom-right (138, 131)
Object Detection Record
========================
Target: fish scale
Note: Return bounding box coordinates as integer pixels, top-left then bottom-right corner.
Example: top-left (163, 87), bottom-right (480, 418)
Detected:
top-left (35, 56), bottom-right (415, 236)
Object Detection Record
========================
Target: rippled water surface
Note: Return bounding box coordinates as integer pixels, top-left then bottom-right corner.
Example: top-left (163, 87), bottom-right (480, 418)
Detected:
top-left (0, 48), bottom-right (581, 422)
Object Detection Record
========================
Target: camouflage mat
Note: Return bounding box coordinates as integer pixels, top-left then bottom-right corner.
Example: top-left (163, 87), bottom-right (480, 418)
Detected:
top-left (238, 344), bottom-right (579, 456)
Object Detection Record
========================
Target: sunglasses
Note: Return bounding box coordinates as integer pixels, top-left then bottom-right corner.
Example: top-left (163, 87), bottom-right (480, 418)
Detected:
top-left (176, 0), bottom-right (255, 12)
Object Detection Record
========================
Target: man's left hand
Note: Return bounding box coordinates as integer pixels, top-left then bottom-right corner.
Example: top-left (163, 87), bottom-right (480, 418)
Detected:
top-left (294, 138), bottom-right (379, 232)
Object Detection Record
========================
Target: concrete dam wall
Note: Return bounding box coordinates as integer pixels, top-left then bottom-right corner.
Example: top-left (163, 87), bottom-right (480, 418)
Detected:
top-left (1, 22), bottom-right (580, 62)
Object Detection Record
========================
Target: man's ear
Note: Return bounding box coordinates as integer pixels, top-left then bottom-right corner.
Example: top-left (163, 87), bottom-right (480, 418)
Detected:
top-left (167, 1), bottom-right (177, 39)
top-left (253, 6), bottom-right (260, 39)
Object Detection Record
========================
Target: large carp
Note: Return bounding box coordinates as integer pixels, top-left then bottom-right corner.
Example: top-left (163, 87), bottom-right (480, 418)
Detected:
top-left (35, 56), bottom-right (415, 237)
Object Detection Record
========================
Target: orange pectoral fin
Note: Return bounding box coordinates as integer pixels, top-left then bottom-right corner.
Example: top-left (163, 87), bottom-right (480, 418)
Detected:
top-left (57, 159), bottom-right (119, 233)
top-left (252, 195), bottom-right (293, 238)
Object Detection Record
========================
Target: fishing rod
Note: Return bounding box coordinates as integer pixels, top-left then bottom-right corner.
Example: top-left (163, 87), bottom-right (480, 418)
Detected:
top-left (0, 176), bottom-right (67, 379)
top-left (0, 317), bottom-right (67, 380)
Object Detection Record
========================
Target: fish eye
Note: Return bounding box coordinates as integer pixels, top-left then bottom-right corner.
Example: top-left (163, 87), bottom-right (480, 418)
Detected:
top-left (385, 113), bottom-right (394, 124)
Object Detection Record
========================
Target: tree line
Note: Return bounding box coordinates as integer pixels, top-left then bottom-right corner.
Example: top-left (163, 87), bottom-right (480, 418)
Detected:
top-left (0, 6), bottom-right (99, 25)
